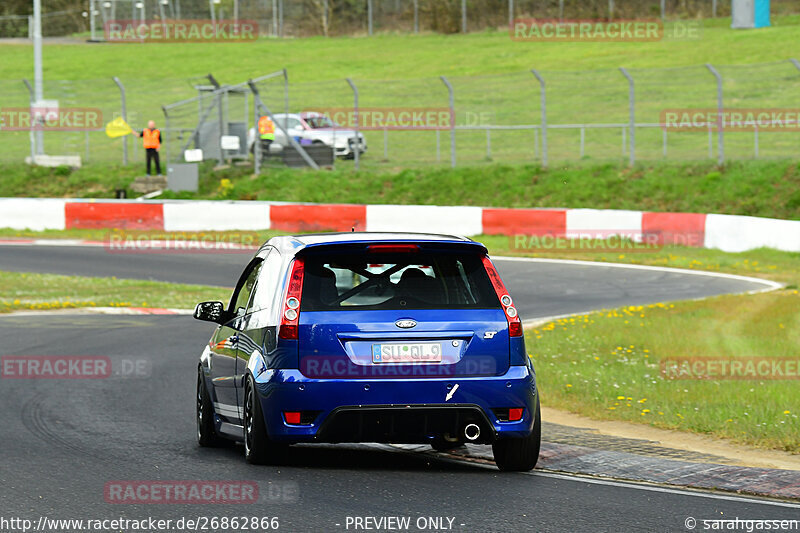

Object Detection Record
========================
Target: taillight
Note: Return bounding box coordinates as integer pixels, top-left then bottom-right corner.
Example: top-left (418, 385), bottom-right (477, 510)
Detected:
top-left (283, 411), bottom-right (302, 424)
top-left (481, 255), bottom-right (523, 337)
top-left (508, 408), bottom-right (524, 422)
top-left (278, 258), bottom-right (305, 340)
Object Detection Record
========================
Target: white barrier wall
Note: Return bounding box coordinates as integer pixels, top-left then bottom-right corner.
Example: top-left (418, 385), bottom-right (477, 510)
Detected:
top-left (0, 198), bottom-right (798, 253)
top-left (704, 214), bottom-right (800, 253)
top-left (0, 199), bottom-right (66, 231)
top-left (163, 201), bottom-right (271, 231)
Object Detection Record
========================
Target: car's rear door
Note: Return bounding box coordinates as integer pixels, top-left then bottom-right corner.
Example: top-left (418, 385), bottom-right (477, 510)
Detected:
top-left (297, 243), bottom-right (509, 380)
top-left (210, 258), bottom-right (262, 424)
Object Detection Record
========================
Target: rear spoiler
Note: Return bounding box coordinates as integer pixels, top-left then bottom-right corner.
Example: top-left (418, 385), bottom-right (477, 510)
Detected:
top-left (297, 240), bottom-right (488, 256)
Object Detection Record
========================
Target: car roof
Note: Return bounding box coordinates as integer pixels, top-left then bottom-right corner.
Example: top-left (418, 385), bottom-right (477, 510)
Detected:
top-left (262, 232), bottom-right (484, 256)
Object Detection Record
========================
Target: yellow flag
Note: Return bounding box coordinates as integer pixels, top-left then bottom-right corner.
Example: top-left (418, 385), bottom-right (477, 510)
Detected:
top-left (105, 116), bottom-right (133, 138)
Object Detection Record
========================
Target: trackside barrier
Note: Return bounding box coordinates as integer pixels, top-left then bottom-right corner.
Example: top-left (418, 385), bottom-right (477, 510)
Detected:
top-left (0, 199), bottom-right (798, 253)
top-left (163, 202), bottom-right (271, 231)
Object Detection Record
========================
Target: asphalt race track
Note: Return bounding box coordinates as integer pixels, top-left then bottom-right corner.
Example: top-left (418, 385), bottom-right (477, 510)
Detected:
top-left (0, 244), bottom-right (795, 532)
top-left (0, 244), bottom-right (772, 319)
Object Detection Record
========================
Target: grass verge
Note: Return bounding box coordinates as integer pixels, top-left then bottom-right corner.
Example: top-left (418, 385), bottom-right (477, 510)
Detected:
top-left (0, 270), bottom-right (231, 312)
top-left (530, 290), bottom-right (800, 452)
top-left (2, 161), bottom-right (799, 220)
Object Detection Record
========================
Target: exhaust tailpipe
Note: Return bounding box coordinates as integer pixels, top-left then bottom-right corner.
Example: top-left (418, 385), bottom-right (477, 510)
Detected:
top-left (464, 423), bottom-right (481, 441)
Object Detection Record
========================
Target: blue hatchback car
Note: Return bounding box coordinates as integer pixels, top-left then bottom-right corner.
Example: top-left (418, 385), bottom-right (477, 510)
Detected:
top-left (194, 233), bottom-right (540, 471)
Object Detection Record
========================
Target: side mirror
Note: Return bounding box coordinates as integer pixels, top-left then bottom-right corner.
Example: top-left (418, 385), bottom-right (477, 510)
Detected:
top-left (194, 301), bottom-right (225, 323)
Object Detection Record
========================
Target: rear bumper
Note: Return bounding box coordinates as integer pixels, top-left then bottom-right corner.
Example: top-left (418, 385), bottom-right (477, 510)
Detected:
top-left (252, 365), bottom-right (537, 443)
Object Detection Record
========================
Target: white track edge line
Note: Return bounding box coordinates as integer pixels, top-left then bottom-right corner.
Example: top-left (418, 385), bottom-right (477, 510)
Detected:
top-left (493, 255), bottom-right (784, 291)
top-left (528, 470), bottom-right (800, 508)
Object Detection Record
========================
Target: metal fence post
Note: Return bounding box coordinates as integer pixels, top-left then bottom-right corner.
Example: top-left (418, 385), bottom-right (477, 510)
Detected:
top-left (660, 0), bottom-right (665, 19)
top-left (112, 76), bottom-right (128, 165)
top-left (346, 78), bottom-right (360, 170)
top-left (461, 0), bottom-right (467, 33)
top-left (368, 0), bottom-right (373, 36)
top-left (619, 67), bottom-right (635, 166)
top-left (712, 0), bottom-right (718, 17)
top-left (608, 0), bottom-right (614, 19)
top-left (531, 69), bottom-right (547, 168)
top-left (90, 0), bottom-right (96, 40)
top-left (272, 0), bottom-right (278, 36)
top-left (158, 0), bottom-right (167, 33)
top-left (216, 94), bottom-right (225, 166)
top-left (440, 76), bottom-right (456, 168)
top-left (754, 125), bottom-right (759, 158)
top-left (279, 0), bottom-right (284, 37)
top-left (161, 105), bottom-right (170, 169)
top-left (254, 96), bottom-right (261, 174)
top-left (559, 0), bottom-right (564, 22)
top-left (22, 79), bottom-right (36, 162)
top-left (414, 0), bottom-right (419, 33)
top-left (705, 63), bottom-right (724, 165)
top-left (508, 0), bottom-right (513, 28)
top-left (283, 68), bottom-right (289, 115)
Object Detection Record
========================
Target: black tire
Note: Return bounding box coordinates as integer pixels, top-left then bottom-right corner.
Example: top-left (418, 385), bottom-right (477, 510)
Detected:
top-left (243, 375), bottom-right (287, 465)
top-left (197, 368), bottom-right (224, 447)
top-left (492, 397), bottom-right (541, 472)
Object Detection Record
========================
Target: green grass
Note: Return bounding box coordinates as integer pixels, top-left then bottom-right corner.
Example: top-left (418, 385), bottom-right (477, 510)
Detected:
top-left (530, 290), bottom-right (800, 452)
top-left (4, 160), bottom-right (798, 221)
top-left (3, 16), bottom-right (800, 166)
top-left (3, 17), bottom-right (800, 81)
top-left (0, 270), bottom-right (231, 312)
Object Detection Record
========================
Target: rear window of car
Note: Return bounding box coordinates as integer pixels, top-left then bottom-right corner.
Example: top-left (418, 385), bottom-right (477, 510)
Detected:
top-left (301, 249), bottom-right (500, 311)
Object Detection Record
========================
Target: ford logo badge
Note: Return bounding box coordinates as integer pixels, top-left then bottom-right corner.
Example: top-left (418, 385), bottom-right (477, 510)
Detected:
top-left (395, 319), bottom-right (417, 329)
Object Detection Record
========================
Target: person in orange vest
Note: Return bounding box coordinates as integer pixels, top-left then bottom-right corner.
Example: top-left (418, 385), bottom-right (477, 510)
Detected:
top-left (138, 120), bottom-right (162, 176)
top-left (258, 115), bottom-right (275, 160)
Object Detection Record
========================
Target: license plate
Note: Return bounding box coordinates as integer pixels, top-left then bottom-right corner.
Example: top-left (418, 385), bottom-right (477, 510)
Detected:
top-left (372, 342), bottom-right (443, 363)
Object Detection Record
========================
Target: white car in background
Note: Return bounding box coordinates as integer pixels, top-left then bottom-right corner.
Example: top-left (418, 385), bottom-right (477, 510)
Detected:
top-left (248, 112), bottom-right (367, 159)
